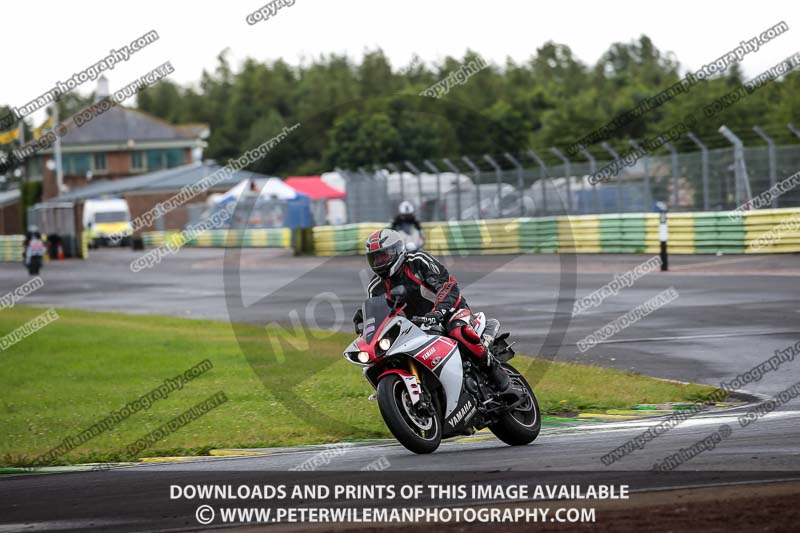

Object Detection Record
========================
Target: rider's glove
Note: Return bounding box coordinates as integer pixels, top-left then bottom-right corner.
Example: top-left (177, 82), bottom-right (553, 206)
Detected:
top-left (418, 310), bottom-right (444, 326)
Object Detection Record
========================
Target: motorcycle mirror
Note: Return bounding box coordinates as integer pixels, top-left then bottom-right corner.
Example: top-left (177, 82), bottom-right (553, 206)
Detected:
top-left (389, 285), bottom-right (407, 307)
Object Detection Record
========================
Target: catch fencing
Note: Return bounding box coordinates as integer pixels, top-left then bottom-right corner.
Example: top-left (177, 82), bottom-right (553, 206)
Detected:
top-left (340, 128), bottom-right (800, 223)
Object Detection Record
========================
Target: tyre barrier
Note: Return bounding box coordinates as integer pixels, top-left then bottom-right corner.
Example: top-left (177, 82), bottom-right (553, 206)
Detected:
top-left (141, 228), bottom-right (292, 249)
top-left (0, 235), bottom-right (25, 261)
top-left (309, 208), bottom-right (800, 256)
top-left (0, 235), bottom-right (53, 261)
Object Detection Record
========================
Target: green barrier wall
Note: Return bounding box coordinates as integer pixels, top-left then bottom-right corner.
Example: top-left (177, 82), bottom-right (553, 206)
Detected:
top-left (0, 235), bottom-right (24, 261)
top-left (0, 235), bottom-right (60, 261)
top-left (309, 208), bottom-right (800, 256)
top-left (142, 228), bottom-right (292, 249)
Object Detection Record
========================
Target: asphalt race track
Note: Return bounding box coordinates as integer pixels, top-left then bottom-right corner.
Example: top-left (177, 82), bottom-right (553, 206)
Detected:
top-left (1, 249), bottom-right (800, 531)
top-left (2, 406), bottom-right (800, 531)
top-left (2, 248), bottom-right (798, 396)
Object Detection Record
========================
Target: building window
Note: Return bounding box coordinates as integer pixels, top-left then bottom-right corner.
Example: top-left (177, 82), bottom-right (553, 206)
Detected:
top-left (166, 148), bottom-right (184, 168)
top-left (93, 153), bottom-right (107, 174)
top-left (146, 150), bottom-right (166, 171)
top-left (63, 153), bottom-right (92, 176)
top-left (130, 151), bottom-right (145, 171)
top-left (129, 149), bottom-right (185, 173)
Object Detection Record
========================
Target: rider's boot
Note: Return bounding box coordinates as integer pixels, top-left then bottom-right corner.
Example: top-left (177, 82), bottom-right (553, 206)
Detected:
top-left (476, 319), bottom-right (520, 402)
top-left (485, 356), bottom-right (521, 402)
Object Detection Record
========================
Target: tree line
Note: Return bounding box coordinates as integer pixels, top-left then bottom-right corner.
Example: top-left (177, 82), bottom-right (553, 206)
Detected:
top-left (4, 36), bottom-right (799, 179)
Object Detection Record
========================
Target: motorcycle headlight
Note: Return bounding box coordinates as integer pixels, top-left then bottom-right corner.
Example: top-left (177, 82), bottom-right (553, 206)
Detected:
top-left (357, 351), bottom-right (370, 363)
top-left (378, 338), bottom-right (392, 351)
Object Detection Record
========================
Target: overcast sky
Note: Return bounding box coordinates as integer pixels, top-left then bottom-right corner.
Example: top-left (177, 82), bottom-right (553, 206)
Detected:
top-left (2, 0), bottom-right (796, 125)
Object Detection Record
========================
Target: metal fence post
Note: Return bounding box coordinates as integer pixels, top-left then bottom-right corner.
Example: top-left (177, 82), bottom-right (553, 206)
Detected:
top-left (348, 168), bottom-right (361, 223)
top-left (788, 123), bottom-right (800, 140)
top-left (387, 162), bottom-right (402, 203)
top-left (483, 154), bottom-right (503, 219)
top-left (664, 142), bottom-right (680, 208)
top-left (601, 142), bottom-right (623, 213)
top-left (423, 159), bottom-right (442, 220)
top-left (357, 166), bottom-right (368, 224)
top-left (578, 147), bottom-right (599, 213)
top-left (404, 161), bottom-right (424, 216)
top-left (442, 158), bottom-right (462, 220)
top-left (372, 164), bottom-right (389, 215)
top-left (629, 140), bottom-right (652, 209)
top-left (336, 167), bottom-right (353, 223)
top-left (752, 127), bottom-right (777, 208)
top-left (504, 152), bottom-right (525, 217)
top-left (527, 149), bottom-right (549, 215)
top-left (687, 133), bottom-right (710, 211)
top-left (719, 126), bottom-right (753, 208)
top-left (462, 156), bottom-right (481, 219)
top-left (550, 147), bottom-right (573, 213)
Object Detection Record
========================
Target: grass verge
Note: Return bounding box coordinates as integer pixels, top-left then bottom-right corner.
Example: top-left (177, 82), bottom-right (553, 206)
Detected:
top-left (0, 306), bottom-right (719, 467)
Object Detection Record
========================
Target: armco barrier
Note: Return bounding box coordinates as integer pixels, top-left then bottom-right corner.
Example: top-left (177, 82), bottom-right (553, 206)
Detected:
top-left (142, 228), bottom-right (292, 249)
top-left (309, 208), bottom-right (800, 256)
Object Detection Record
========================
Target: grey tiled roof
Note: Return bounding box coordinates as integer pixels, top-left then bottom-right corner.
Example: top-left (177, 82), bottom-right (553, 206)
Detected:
top-left (0, 188), bottom-right (20, 207)
top-left (55, 162), bottom-right (275, 201)
top-left (59, 106), bottom-right (199, 145)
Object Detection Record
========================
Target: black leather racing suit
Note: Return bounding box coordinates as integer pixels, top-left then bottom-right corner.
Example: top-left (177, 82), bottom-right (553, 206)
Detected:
top-left (390, 214), bottom-right (422, 233)
top-left (367, 251), bottom-right (487, 360)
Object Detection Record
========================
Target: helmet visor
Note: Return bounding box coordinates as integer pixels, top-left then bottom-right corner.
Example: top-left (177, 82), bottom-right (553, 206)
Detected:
top-left (367, 241), bottom-right (403, 274)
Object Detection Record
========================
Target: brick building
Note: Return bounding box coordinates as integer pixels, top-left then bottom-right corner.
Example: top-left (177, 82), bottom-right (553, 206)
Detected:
top-left (26, 77), bottom-right (207, 201)
top-left (0, 189), bottom-right (21, 234)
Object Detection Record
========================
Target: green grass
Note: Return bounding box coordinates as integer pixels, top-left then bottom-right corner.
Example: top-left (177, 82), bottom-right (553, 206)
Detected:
top-left (0, 306), bottom-right (719, 467)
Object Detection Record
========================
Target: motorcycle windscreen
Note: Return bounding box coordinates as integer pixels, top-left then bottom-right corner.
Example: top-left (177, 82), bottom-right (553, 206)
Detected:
top-left (361, 296), bottom-right (392, 343)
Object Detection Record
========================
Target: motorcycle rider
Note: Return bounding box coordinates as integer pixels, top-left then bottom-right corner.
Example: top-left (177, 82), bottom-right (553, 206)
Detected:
top-left (357, 228), bottom-right (519, 400)
top-left (22, 225), bottom-right (44, 265)
top-left (391, 201), bottom-right (423, 235)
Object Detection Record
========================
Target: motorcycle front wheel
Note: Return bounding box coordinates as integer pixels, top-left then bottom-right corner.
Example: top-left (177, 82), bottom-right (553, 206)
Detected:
top-left (488, 363), bottom-right (541, 446)
top-left (377, 374), bottom-right (442, 454)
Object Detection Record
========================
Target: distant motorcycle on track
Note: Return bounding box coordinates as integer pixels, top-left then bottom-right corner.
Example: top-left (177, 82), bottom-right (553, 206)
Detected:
top-left (344, 285), bottom-right (541, 454)
top-left (394, 221), bottom-right (424, 252)
top-left (23, 234), bottom-right (46, 276)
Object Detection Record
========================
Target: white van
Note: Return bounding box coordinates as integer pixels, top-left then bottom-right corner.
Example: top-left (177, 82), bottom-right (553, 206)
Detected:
top-left (83, 198), bottom-right (132, 247)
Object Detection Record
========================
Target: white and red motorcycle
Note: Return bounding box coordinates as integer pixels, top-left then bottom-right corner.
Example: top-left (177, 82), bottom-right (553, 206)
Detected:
top-left (344, 286), bottom-right (540, 454)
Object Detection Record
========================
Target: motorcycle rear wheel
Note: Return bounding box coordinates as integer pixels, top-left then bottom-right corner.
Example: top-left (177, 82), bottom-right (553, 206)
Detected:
top-left (377, 374), bottom-right (442, 454)
top-left (28, 257), bottom-right (41, 275)
top-left (488, 363), bottom-right (541, 446)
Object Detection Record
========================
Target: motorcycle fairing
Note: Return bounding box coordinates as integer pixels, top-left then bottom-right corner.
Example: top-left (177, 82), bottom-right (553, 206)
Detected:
top-left (443, 387), bottom-right (478, 437)
top-left (376, 368), bottom-right (421, 405)
top-left (435, 345), bottom-right (466, 418)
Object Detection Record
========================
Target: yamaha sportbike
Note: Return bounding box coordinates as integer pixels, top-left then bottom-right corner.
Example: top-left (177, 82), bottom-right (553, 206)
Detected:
top-left (344, 286), bottom-right (540, 454)
top-left (394, 221), bottom-right (424, 252)
top-left (24, 238), bottom-right (45, 275)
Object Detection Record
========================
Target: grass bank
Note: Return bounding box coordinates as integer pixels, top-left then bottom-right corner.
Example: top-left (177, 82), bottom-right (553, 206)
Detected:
top-left (0, 306), bottom-right (718, 466)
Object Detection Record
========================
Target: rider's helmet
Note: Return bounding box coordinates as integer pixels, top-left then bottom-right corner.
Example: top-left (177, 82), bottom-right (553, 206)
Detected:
top-left (365, 229), bottom-right (406, 278)
top-left (398, 201), bottom-right (415, 216)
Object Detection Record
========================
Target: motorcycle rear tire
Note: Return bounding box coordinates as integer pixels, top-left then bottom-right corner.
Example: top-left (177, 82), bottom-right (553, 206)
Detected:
top-left (488, 364), bottom-right (541, 446)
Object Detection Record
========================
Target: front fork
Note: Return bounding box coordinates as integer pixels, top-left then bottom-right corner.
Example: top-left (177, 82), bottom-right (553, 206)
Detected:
top-left (408, 360), bottom-right (440, 419)
top-left (408, 359), bottom-right (422, 383)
